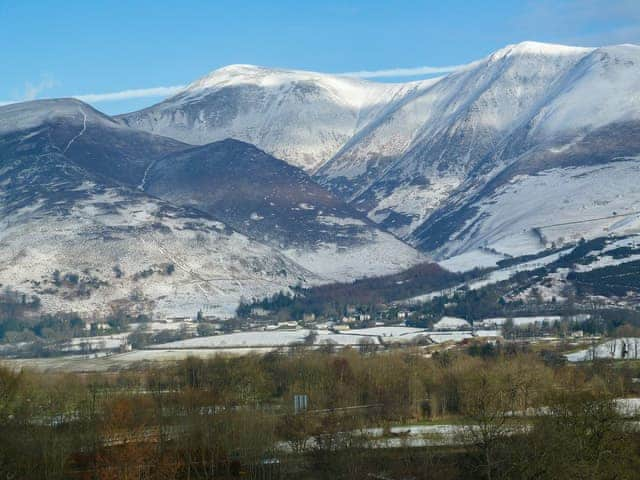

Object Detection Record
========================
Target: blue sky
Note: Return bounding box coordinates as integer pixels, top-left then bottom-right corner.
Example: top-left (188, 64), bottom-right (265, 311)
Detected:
top-left (1, 0), bottom-right (639, 114)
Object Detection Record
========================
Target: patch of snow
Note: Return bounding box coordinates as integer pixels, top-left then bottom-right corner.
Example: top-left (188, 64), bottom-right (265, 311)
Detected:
top-left (433, 316), bottom-right (471, 330)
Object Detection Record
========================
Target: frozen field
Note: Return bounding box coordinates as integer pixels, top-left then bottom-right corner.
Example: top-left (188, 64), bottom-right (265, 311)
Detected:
top-left (149, 329), bottom-right (384, 349)
top-left (566, 338), bottom-right (640, 362)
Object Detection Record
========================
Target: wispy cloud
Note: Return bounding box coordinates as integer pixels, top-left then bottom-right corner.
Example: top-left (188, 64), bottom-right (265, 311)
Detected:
top-left (73, 85), bottom-right (187, 103)
top-left (0, 84), bottom-right (187, 107)
top-left (0, 74), bottom-right (58, 105)
top-left (24, 74), bottom-right (57, 100)
top-left (0, 63), bottom-right (463, 107)
top-left (339, 64), bottom-right (464, 78)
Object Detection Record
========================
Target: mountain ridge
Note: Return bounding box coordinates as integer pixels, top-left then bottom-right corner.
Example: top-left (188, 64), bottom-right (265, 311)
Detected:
top-left (0, 99), bottom-right (424, 317)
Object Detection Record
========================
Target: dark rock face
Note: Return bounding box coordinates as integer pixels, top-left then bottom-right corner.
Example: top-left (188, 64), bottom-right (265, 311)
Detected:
top-left (144, 139), bottom-right (381, 249)
top-left (0, 99), bottom-right (187, 188)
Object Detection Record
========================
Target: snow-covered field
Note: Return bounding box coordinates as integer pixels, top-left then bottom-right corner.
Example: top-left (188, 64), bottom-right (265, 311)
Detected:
top-left (148, 329), bottom-right (385, 350)
top-left (60, 334), bottom-right (129, 352)
top-left (476, 315), bottom-right (590, 328)
top-left (340, 326), bottom-right (426, 337)
top-left (433, 316), bottom-right (470, 330)
top-left (566, 338), bottom-right (640, 362)
top-left (149, 330), bottom-right (308, 349)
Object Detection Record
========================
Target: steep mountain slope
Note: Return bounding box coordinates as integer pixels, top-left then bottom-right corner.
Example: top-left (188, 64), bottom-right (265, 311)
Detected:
top-left (143, 138), bottom-right (423, 279)
top-left (316, 42), bottom-right (640, 258)
top-left (118, 65), bottom-right (415, 171)
top-left (316, 42), bottom-right (595, 235)
top-left (413, 126), bottom-right (640, 258)
top-left (0, 100), bottom-right (424, 317)
top-left (0, 100), bottom-right (318, 318)
top-left (121, 42), bottom-right (640, 263)
top-left (409, 44), bottom-right (640, 258)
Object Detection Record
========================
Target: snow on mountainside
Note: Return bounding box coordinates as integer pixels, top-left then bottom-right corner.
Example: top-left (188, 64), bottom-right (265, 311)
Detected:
top-left (0, 103), bottom-right (318, 317)
top-left (143, 138), bottom-right (423, 279)
top-left (118, 65), bottom-right (416, 171)
top-left (410, 44), bottom-right (640, 257)
top-left (529, 45), bottom-right (640, 137)
top-left (121, 41), bottom-right (640, 262)
top-left (317, 42), bottom-right (640, 257)
top-left (429, 161), bottom-right (640, 259)
top-left (0, 184), bottom-right (313, 319)
top-left (0, 99), bottom-right (424, 317)
top-left (2, 40), bottom-right (639, 322)
top-left (317, 42), bottom-right (596, 232)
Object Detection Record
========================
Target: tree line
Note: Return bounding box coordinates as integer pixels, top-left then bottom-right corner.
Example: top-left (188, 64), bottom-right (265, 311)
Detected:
top-left (2, 344), bottom-right (640, 479)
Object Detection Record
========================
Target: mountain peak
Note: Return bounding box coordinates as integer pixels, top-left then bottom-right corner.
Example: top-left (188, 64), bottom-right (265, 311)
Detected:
top-left (0, 98), bottom-right (119, 136)
top-left (183, 63), bottom-right (378, 95)
top-left (489, 41), bottom-right (594, 60)
top-left (186, 64), bottom-right (314, 91)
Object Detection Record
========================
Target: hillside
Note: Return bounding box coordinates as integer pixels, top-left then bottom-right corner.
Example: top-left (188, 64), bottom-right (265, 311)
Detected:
top-left (119, 42), bottom-right (640, 261)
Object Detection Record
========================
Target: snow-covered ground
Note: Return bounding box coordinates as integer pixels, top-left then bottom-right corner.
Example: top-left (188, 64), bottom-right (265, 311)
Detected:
top-left (404, 248), bottom-right (572, 305)
top-left (475, 315), bottom-right (591, 328)
top-left (566, 338), bottom-right (640, 362)
top-left (283, 230), bottom-right (424, 282)
top-left (433, 316), bottom-right (471, 330)
top-left (340, 326), bottom-right (426, 337)
top-left (449, 162), bottom-right (640, 258)
top-left (337, 326), bottom-right (432, 343)
top-left (148, 330), bottom-right (308, 349)
top-left (148, 329), bottom-right (384, 350)
top-left (60, 334), bottom-right (129, 352)
top-left (129, 321), bottom-right (197, 332)
top-left (0, 185), bottom-right (314, 319)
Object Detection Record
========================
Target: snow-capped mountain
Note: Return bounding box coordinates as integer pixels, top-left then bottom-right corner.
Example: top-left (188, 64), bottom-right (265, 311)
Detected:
top-left (397, 43), bottom-right (640, 258)
top-left (317, 42), bottom-right (594, 231)
top-left (2, 40), bottom-right (639, 319)
top-left (121, 41), bottom-right (640, 263)
top-left (315, 43), bottom-right (640, 259)
top-left (118, 65), bottom-right (414, 171)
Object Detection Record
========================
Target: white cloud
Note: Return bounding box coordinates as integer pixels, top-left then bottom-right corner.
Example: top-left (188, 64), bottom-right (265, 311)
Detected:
top-left (24, 74), bottom-right (57, 100)
top-left (74, 85), bottom-right (187, 103)
top-left (0, 84), bottom-right (186, 107)
top-left (0, 74), bottom-right (57, 105)
top-left (339, 65), bottom-right (465, 78)
top-left (0, 63), bottom-right (464, 107)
